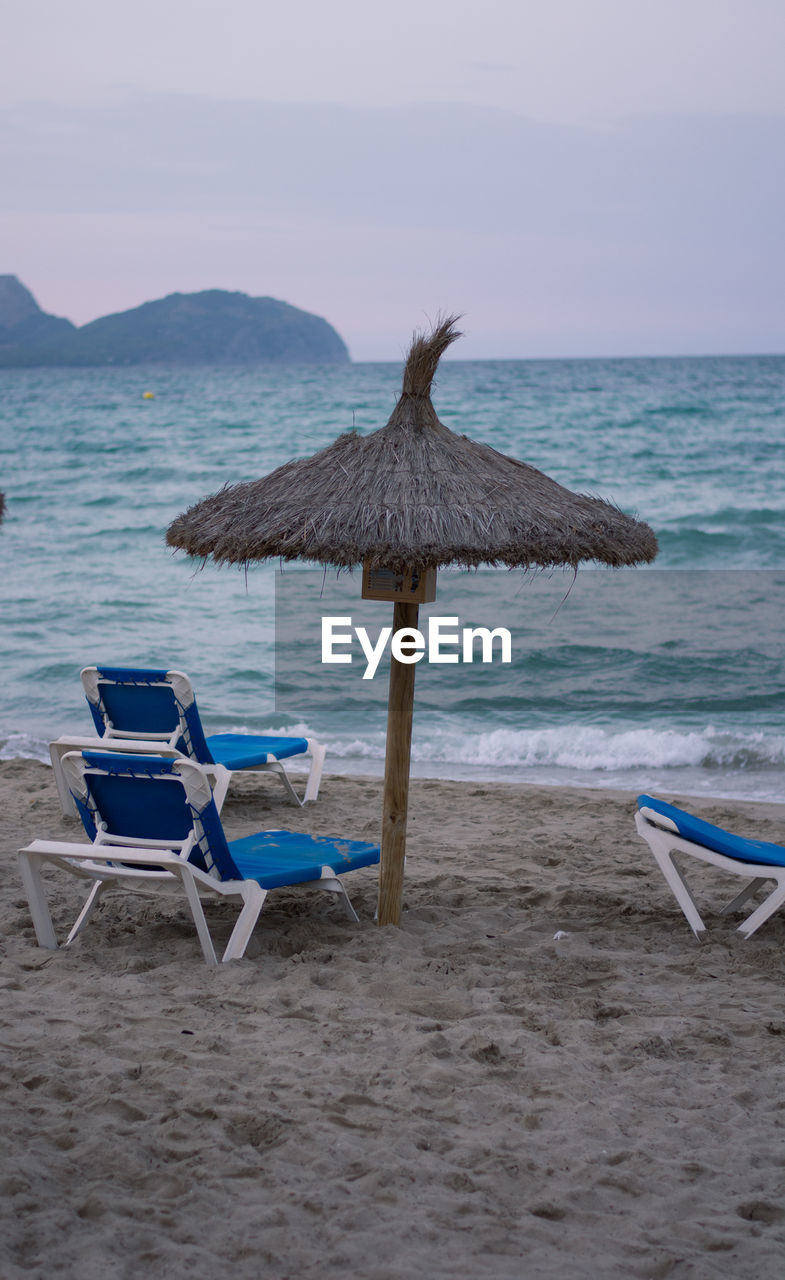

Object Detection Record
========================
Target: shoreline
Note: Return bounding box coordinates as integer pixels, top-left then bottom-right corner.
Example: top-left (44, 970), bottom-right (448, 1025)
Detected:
top-left (2, 744), bottom-right (783, 808)
top-left (2, 758), bottom-right (785, 1276)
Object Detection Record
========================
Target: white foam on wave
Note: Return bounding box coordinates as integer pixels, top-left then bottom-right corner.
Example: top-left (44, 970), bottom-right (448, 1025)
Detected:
top-left (3, 721), bottom-right (783, 804)
top-left (0, 733), bottom-right (51, 765)
top-left (421, 724), bottom-right (785, 771)
top-left (321, 723), bottom-right (785, 803)
top-left (325, 735), bottom-right (388, 760)
top-left (324, 722), bottom-right (785, 773)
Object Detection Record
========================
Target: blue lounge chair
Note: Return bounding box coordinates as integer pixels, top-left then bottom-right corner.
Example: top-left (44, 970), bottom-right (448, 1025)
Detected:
top-left (49, 666), bottom-right (326, 815)
top-left (19, 751), bottom-right (379, 965)
top-left (635, 794), bottom-right (785, 939)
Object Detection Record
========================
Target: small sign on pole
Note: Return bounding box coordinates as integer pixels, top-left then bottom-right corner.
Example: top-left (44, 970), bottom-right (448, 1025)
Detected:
top-left (361, 562), bottom-right (437, 604)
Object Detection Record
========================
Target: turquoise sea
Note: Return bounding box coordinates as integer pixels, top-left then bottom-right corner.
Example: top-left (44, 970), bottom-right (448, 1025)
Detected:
top-left (1, 354), bottom-right (784, 801)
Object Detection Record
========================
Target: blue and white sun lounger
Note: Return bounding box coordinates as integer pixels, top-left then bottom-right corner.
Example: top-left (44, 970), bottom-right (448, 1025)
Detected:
top-left (49, 666), bottom-right (326, 815)
top-left (635, 794), bottom-right (785, 939)
top-left (20, 751), bottom-right (379, 965)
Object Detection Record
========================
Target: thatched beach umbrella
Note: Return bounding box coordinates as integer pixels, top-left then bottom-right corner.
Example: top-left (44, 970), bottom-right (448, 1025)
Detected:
top-left (167, 318), bottom-right (657, 925)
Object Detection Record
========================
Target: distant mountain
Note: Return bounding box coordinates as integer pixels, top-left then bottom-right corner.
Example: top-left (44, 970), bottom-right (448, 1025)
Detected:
top-left (0, 276), bottom-right (76, 354)
top-left (0, 277), bottom-right (350, 366)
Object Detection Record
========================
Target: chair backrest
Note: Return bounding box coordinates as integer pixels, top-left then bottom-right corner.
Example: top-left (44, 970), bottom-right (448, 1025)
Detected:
top-left (81, 666), bottom-right (215, 764)
top-left (63, 751), bottom-right (242, 881)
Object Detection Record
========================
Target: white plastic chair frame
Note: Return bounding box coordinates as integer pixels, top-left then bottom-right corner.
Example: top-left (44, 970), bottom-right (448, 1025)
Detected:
top-left (49, 736), bottom-right (232, 818)
top-left (20, 755), bottom-right (360, 966)
top-left (635, 806), bottom-right (785, 939)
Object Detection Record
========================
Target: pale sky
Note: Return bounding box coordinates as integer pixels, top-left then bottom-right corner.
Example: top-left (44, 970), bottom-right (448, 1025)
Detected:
top-left (2, 0), bottom-right (784, 358)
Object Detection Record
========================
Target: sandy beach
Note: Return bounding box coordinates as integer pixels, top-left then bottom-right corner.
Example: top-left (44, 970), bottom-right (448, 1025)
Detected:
top-left (2, 758), bottom-right (785, 1278)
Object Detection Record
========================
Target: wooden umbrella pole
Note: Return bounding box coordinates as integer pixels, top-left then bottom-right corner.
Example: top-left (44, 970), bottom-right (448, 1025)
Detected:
top-left (377, 599), bottom-right (419, 926)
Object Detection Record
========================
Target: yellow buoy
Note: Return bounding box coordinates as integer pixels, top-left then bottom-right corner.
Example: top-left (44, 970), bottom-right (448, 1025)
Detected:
top-left (143, 391), bottom-right (155, 399)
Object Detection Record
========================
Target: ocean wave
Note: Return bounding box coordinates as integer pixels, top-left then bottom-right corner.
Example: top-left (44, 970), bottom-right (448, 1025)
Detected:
top-left (6, 722), bottom-right (783, 779)
top-left (324, 724), bottom-right (785, 774)
top-left (0, 733), bottom-right (52, 765)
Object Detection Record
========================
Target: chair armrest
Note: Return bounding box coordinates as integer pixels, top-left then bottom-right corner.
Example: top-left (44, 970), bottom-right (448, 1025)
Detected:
top-left (20, 839), bottom-right (183, 867)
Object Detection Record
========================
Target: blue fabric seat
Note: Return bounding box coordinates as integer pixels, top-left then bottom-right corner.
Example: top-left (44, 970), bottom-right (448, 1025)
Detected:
top-left (19, 751), bottom-right (379, 966)
top-left (635, 794), bottom-right (785, 939)
top-left (225, 830), bottom-right (378, 888)
top-left (206, 733), bottom-right (309, 771)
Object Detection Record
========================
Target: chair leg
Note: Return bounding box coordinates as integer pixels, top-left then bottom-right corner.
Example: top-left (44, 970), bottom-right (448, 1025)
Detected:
top-left (66, 881), bottom-right (107, 944)
top-left (650, 843), bottom-right (708, 938)
top-left (719, 877), bottom-right (769, 918)
top-left (222, 883), bottom-right (267, 962)
top-left (304, 741), bottom-right (327, 804)
top-left (176, 868), bottom-right (219, 966)
top-left (18, 852), bottom-right (58, 949)
top-left (737, 878), bottom-right (785, 939)
top-left (318, 876), bottom-right (360, 923)
top-left (268, 762), bottom-right (304, 807)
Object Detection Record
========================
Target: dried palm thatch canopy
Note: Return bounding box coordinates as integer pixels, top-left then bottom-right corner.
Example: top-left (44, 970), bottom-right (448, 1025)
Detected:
top-left (167, 317), bottom-right (658, 929)
top-left (166, 318), bottom-right (657, 572)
